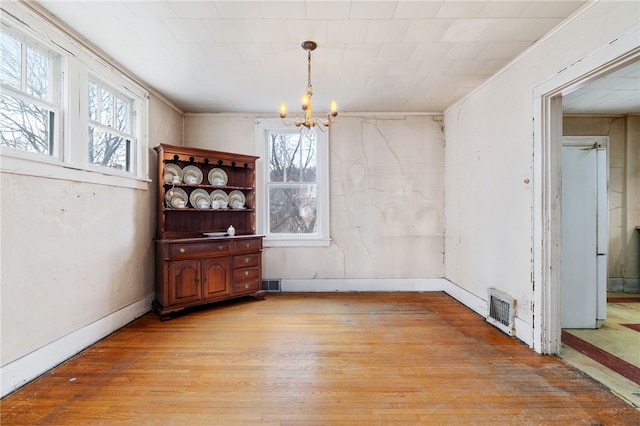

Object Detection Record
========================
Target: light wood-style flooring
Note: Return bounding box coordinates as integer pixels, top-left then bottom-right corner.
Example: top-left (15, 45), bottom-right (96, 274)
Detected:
top-left (2, 292), bottom-right (639, 425)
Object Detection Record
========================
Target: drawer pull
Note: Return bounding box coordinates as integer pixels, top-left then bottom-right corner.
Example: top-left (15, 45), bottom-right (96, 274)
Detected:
top-left (244, 271), bottom-right (250, 277)
top-left (244, 243), bottom-right (252, 248)
top-left (179, 247), bottom-right (187, 253)
top-left (244, 284), bottom-right (250, 289)
top-left (243, 257), bottom-right (251, 263)
top-left (217, 245), bottom-right (225, 250)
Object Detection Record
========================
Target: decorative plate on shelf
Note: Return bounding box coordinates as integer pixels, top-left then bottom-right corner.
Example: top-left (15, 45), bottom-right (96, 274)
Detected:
top-left (209, 189), bottom-right (229, 209)
top-left (182, 165), bottom-right (203, 185)
top-left (163, 163), bottom-right (183, 183)
top-left (229, 190), bottom-right (246, 209)
top-left (208, 168), bottom-right (228, 186)
top-left (189, 188), bottom-right (211, 209)
top-left (164, 187), bottom-right (188, 208)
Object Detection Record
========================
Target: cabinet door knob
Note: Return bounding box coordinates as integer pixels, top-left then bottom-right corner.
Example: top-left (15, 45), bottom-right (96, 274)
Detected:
top-left (179, 247), bottom-right (187, 253)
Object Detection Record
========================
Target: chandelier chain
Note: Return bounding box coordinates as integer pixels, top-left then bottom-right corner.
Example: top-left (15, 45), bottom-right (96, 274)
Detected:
top-left (307, 49), bottom-right (312, 93)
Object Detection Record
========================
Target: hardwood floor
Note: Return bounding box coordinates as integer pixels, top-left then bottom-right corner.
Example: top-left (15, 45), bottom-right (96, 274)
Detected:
top-left (2, 292), bottom-right (639, 425)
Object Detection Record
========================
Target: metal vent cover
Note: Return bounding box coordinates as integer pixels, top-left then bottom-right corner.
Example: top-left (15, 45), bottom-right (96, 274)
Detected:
top-left (487, 288), bottom-right (516, 336)
top-left (262, 280), bottom-right (281, 292)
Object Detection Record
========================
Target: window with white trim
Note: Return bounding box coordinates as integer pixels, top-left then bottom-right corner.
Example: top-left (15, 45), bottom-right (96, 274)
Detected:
top-left (88, 80), bottom-right (135, 172)
top-left (256, 119), bottom-right (330, 247)
top-left (0, 29), bottom-right (60, 156)
top-left (0, 3), bottom-right (148, 187)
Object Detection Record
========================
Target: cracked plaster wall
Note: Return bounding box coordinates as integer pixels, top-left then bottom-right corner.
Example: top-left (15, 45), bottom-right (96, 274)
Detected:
top-left (185, 113), bottom-right (445, 281)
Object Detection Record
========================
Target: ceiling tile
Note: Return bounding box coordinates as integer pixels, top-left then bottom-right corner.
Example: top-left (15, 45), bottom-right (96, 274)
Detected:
top-left (125, 1), bottom-right (177, 18)
top-left (259, 1), bottom-right (307, 19)
top-left (163, 19), bottom-right (213, 42)
top-left (349, 1), bottom-right (398, 19)
top-left (203, 19), bottom-right (252, 43)
top-left (440, 19), bottom-right (494, 42)
top-left (404, 19), bottom-right (452, 42)
top-left (522, 1), bottom-right (586, 18)
top-left (393, 1), bottom-right (444, 19)
top-left (120, 17), bottom-right (176, 42)
top-left (285, 20), bottom-right (329, 44)
top-left (305, 1), bottom-right (352, 20)
top-left (479, 1), bottom-right (535, 18)
top-left (437, 1), bottom-right (490, 19)
top-left (365, 20), bottom-right (411, 43)
top-left (170, 2), bottom-right (221, 19)
top-left (213, 1), bottom-right (263, 19)
top-left (327, 20), bottom-right (370, 43)
top-left (244, 19), bottom-right (290, 43)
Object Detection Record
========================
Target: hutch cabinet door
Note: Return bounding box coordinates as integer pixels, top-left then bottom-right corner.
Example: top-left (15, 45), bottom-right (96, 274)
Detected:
top-left (202, 257), bottom-right (232, 300)
top-left (169, 259), bottom-right (202, 305)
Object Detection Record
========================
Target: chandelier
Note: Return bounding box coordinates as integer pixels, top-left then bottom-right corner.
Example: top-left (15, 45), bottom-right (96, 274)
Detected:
top-left (280, 41), bottom-right (338, 135)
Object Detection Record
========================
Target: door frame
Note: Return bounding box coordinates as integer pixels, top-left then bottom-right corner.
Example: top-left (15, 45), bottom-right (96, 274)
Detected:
top-left (532, 31), bottom-right (640, 354)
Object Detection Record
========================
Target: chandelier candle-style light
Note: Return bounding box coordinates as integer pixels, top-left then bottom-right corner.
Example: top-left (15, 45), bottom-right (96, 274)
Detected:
top-left (280, 41), bottom-right (337, 134)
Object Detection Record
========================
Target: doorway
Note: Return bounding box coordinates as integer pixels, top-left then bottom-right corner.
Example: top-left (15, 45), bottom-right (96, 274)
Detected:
top-left (561, 137), bottom-right (608, 329)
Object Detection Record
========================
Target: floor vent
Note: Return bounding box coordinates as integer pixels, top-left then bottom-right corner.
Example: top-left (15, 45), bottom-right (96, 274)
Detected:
top-left (262, 279), bottom-right (281, 292)
top-left (487, 288), bottom-right (516, 336)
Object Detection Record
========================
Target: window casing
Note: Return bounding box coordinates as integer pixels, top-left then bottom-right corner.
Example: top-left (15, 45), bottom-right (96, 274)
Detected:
top-left (0, 3), bottom-right (149, 188)
top-left (256, 119), bottom-right (330, 247)
top-left (0, 29), bottom-right (61, 157)
top-left (88, 80), bottom-right (136, 172)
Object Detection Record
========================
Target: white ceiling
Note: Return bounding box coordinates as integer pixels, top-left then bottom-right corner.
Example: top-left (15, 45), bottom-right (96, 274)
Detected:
top-left (33, 0), bottom-right (638, 115)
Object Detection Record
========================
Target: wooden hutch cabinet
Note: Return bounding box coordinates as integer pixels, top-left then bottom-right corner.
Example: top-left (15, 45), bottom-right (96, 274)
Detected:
top-left (153, 143), bottom-right (264, 319)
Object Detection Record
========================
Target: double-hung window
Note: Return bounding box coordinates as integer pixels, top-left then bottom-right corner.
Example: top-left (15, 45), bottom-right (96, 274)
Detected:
top-left (0, 2), bottom-right (148, 188)
top-left (88, 80), bottom-right (135, 172)
top-left (256, 119), bottom-right (330, 247)
top-left (0, 30), bottom-right (60, 156)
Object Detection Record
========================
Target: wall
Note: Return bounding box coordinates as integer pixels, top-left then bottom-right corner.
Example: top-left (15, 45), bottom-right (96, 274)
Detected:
top-left (184, 113), bottom-right (445, 283)
top-left (563, 115), bottom-right (640, 292)
top-left (443, 1), bottom-right (639, 349)
top-left (0, 92), bottom-right (182, 396)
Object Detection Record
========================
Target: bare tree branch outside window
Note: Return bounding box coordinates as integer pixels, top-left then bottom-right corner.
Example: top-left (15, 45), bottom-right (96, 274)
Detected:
top-left (268, 132), bottom-right (318, 234)
top-left (88, 80), bottom-right (133, 171)
top-left (0, 31), bottom-right (54, 154)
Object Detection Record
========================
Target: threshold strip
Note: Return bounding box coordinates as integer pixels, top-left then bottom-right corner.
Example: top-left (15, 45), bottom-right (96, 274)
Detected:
top-left (561, 330), bottom-right (640, 385)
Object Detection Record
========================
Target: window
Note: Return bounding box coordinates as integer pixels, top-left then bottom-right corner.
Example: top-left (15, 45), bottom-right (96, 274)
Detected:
top-left (88, 80), bottom-right (135, 171)
top-left (256, 119), bottom-right (330, 246)
top-left (0, 3), bottom-right (148, 188)
top-left (0, 30), bottom-right (60, 156)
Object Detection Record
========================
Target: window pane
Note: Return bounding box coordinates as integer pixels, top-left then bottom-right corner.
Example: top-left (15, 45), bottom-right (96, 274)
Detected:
top-left (88, 126), bottom-right (130, 171)
top-left (26, 46), bottom-right (48, 99)
top-left (88, 82), bottom-right (97, 121)
top-left (116, 96), bottom-right (128, 132)
top-left (0, 92), bottom-right (52, 154)
top-left (101, 89), bottom-right (113, 125)
top-left (0, 33), bottom-right (21, 90)
top-left (269, 132), bottom-right (317, 183)
top-left (269, 185), bottom-right (317, 234)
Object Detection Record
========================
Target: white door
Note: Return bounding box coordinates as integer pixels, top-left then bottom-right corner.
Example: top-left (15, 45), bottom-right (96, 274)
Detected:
top-left (561, 137), bottom-right (608, 329)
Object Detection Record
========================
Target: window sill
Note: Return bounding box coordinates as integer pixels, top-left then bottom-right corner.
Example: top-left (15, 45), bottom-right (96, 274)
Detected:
top-left (264, 237), bottom-right (331, 247)
top-left (0, 151), bottom-right (150, 190)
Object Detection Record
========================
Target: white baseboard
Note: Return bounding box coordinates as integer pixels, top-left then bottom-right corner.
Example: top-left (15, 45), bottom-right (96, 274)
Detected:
top-left (280, 277), bottom-right (448, 292)
top-left (1, 293), bottom-right (154, 398)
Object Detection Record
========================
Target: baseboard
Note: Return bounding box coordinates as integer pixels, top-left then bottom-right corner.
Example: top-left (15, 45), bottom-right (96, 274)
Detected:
top-left (1, 293), bottom-right (154, 398)
top-left (280, 278), bottom-right (448, 292)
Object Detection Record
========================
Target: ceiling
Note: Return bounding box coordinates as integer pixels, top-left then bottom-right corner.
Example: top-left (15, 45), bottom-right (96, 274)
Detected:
top-left (33, 0), bottom-right (638, 115)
